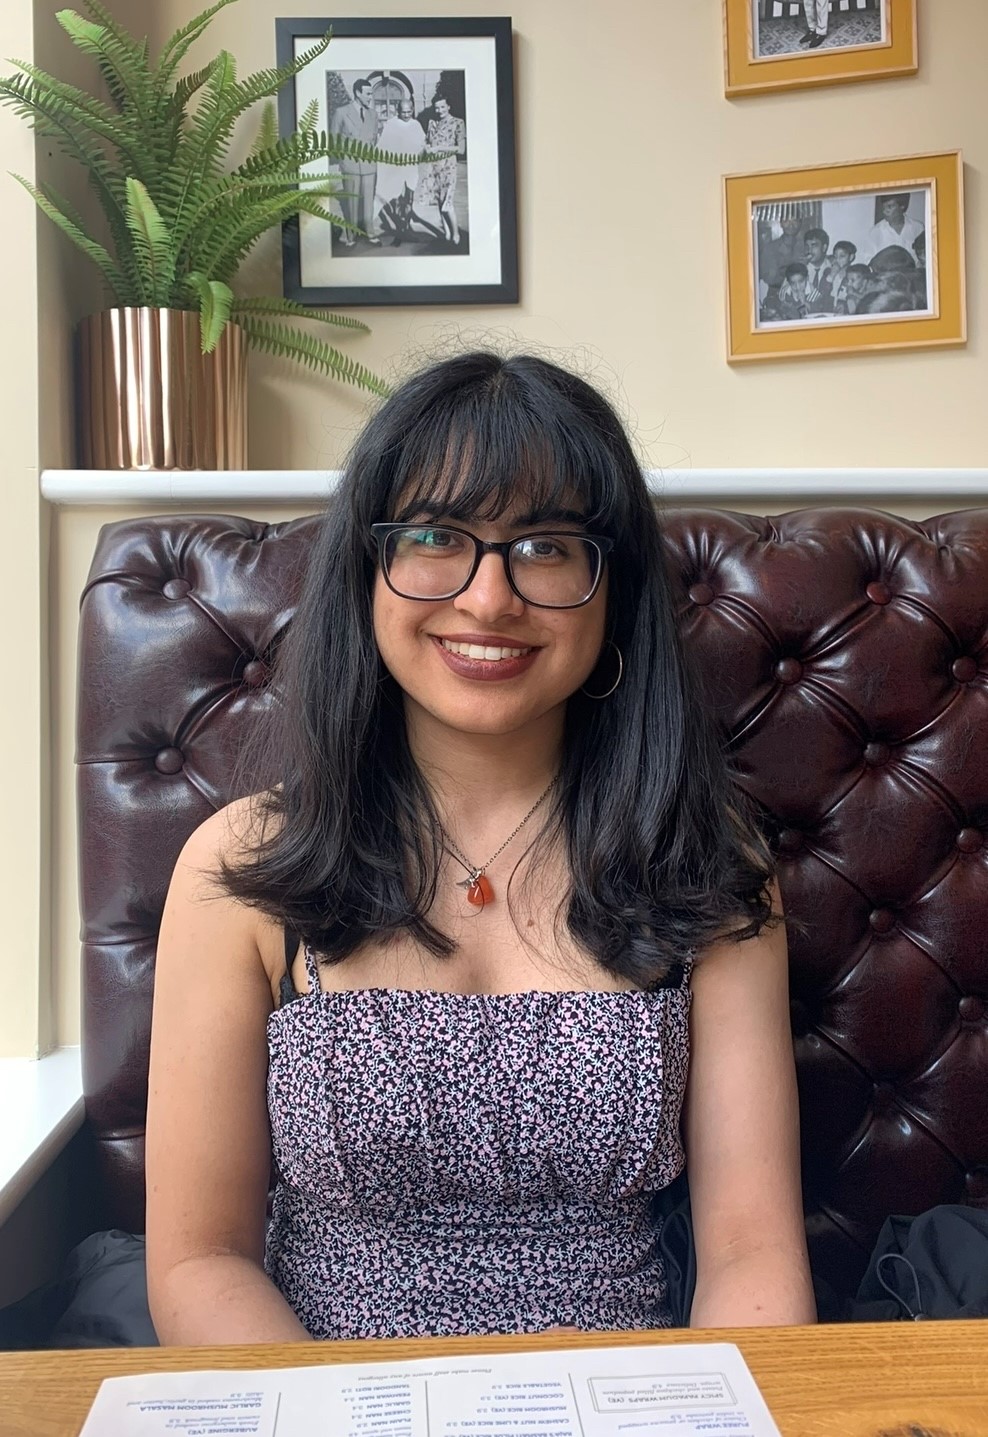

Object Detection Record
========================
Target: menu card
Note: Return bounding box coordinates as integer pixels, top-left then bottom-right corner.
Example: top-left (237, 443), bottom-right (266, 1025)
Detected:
top-left (80, 1341), bottom-right (781, 1436)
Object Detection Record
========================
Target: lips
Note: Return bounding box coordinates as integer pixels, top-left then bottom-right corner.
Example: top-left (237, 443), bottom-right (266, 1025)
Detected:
top-left (429, 635), bottom-right (540, 682)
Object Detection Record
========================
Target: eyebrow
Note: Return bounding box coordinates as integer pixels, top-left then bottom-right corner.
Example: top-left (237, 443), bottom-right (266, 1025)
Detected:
top-left (396, 502), bottom-right (589, 528)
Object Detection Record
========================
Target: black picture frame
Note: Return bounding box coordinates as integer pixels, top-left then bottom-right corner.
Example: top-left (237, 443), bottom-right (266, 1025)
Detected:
top-left (276, 17), bottom-right (518, 307)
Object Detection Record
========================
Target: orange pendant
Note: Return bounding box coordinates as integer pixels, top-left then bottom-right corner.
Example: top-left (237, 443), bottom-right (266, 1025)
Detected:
top-left (466, 873), bottom-right (495, 907)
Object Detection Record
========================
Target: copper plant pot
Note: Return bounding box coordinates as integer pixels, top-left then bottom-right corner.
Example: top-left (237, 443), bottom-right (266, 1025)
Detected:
top-left (78, 307), bottom-right (248, 470)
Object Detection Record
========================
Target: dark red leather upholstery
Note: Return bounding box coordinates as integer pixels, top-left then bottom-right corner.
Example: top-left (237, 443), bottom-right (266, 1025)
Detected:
top-left (77, 508), bottom-right (988, 1298)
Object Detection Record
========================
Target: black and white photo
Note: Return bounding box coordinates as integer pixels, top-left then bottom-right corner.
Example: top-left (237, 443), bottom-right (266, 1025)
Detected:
top-left (724, 0), bottom-right (916, 96)
top-left (754, 187), bottom-right (931, 329)
top-left (277, 19), bottom-right (517, 306)
top-left (752, 0), bottom-right (886, 58)
top-left (327, 70), bottom-right (469, 258)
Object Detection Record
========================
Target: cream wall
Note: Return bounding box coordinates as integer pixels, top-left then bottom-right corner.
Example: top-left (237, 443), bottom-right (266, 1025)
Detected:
top-left (166, 0), bottom-right (985, 471)
top-left (3, 0), bottom-right (985, 1049)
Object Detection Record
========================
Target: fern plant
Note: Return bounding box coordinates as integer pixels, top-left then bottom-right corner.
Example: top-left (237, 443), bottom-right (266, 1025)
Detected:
top-left (0, 0), bottom-right (413, 397)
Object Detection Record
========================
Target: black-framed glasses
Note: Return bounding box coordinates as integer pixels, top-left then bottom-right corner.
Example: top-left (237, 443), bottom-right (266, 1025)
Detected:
top-left (371, 523), bottom-right (613, 609)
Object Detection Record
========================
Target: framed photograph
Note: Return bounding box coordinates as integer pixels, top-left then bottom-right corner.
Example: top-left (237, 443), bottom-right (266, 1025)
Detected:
top-left (724, 0), bottom-right (917, 96)
top-left (724, 151), bottom-right (965, 363)
top-left (276, 17), bottom-right (518, 307)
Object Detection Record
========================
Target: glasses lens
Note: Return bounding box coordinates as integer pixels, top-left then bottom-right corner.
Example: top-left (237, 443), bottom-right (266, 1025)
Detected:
top-left (384, 526), bottom-right (475, 598)
top-left (510, 535), bottom-right (600, 607)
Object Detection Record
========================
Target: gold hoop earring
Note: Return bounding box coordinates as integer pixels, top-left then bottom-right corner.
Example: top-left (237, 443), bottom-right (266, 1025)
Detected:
top-left (581, 641), bottom-right (623, 700)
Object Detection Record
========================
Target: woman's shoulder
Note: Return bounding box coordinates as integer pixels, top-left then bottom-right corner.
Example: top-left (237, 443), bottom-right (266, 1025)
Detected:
top-left (181, 791), bottom-right (284, 869)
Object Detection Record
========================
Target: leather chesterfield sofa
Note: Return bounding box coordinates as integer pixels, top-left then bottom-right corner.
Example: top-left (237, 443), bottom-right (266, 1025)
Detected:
top-left (76, 506), bottom-right (988, 1305)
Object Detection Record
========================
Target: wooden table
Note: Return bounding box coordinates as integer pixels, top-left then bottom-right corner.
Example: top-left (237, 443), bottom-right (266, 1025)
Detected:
top-left (0, 1321), bottom-right (985, 1437)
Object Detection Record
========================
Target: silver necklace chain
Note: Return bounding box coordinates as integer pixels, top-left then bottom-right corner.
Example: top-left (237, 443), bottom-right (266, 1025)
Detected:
top-left (441, 776), bottom-right (559, 884)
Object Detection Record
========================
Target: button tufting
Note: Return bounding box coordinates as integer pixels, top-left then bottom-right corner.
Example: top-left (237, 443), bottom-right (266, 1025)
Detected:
top-left (688, 582), bottom-right (714, 606)
top-left (956, 828), bottom-right (983, 854)
top-left (952, 656), bottom-right (978, 683)
top-left (864, 741), bottom-right (890, 766)
top-left (873, 1081), bottom-right (896, 1112)
top-left (775, 658), bottom-right (803, 685)
top-left (959, 995), bottom-right (985, 1021)
top-left (154, 747), bottom-right (184, 775)
top-left (965, 1170), bottom-right (988, 1202)
top-left (243, 659), bottom-right (268, 687)
top-left (777, 829), bottom-right (804, 855)
top-left (869, 908), bottom-right (896, 935)
top-left (866, 581), bottom-right (892, 605)
top-left (162, 578), bottom-right (191, 600)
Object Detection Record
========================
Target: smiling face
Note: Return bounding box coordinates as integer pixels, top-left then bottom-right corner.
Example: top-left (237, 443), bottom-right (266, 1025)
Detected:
top-left (433, 96), bottom-right (451, 119)
top-left (372, 502), bottom-right (608, 740)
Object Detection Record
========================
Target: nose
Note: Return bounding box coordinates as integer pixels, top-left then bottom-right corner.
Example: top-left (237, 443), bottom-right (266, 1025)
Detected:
top-left (453, 551), bottom-right (525, 621)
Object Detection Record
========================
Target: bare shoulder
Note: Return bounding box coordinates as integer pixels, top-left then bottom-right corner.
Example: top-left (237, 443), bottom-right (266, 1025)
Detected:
top-left (164, 792), bottom-right (286, 993)
top-left (179, 791), bottom-right (282, 874)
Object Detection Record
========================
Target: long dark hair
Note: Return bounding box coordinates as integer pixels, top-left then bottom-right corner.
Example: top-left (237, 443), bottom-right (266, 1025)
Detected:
top-left (219, 351), bottom-right (774, 985)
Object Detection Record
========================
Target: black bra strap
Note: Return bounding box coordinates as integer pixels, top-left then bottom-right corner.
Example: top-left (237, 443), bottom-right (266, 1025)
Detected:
top-left (278, 927), bottom-right (304, 1006)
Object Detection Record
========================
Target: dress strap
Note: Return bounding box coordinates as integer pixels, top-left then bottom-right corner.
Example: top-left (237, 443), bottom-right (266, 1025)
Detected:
top-left (301, 939), bottom-right (322, 994)
top-left (279, 928), bottom-right (323, 1002)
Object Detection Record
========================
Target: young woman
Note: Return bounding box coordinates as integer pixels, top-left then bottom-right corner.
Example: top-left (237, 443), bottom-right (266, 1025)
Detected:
top-left (145, 352), bottom-right (816, 1345)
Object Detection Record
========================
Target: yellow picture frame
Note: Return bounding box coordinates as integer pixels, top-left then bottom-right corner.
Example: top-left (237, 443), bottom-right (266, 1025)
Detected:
top-left (724, 0), bottom-right (917, 97)
top-left (724, 151), bottom-right (965, 364)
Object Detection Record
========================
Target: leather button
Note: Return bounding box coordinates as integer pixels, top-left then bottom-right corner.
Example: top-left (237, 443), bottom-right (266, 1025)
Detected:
top-left (965, 1169), bottom-right (988, 1202)
top-left (777, 829), bottom-right (804, 855)
top-left (952, 656), bottom-right (978, 683)
top-left (959, 995), bottom-right (984, 1021)
top-left (864, 741), bottom-right (890, 766)
top-left (243, 659), bottom-right (268, 687)
top-left (956, 828), bottom-right (983, 854)
top-left (162, 578), bottom-right (191, 600)
top-left (866, 581), bottom-right (892, 605)
top-left (775, 658), bottom-right (803, 685)
top-left (154, 747), bottom-right (184, 775)
top-left (688, 582), bottom-right (714, 606)
top-left (869, 908), bottom-right (896, 935)
top-left (873, 1081), bottom-right (895, 1112)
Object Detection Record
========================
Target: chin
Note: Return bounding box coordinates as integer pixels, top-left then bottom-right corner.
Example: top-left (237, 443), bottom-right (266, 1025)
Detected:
top-left (416, 694), bottom-right (555, 736)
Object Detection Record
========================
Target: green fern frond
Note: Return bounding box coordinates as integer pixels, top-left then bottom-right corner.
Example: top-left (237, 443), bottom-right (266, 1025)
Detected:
top-left (57, 9), bottom-right (152, 118)
top-left (0, 74), bottom-right (133, 252)
top-left (233, 126), bottom-right (341, 181)
top-left (78, 0), bottom-right (145, 55)
top-left (152, 0), bottom-right (239, 95)
top-left (250, 100), bottom-right (279, 158)
top-left (184, 270), bottom-right (234, 351)
top-left (176, 30), bottom-right (333, 184)
top-left (175, 167), bottom-right (344, 253)
top-left (193, 189), bottom-right (323, 280)
top-left (4, 62), bottom-right (141, 160)
top-left (12, 173), bottom-right (124, 294)
top-left (239, 317), bottom-right (390, 397)
top-left (232, 296), bottom-right (370, 333)
top-left (124, 178), bottom-right (176, 301)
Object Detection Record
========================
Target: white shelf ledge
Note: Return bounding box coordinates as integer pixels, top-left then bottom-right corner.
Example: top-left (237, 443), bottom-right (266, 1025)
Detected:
top-left (0, 1046), bottom-right (83, 1225)
top-left (40, 468), bottom-right (988, 506)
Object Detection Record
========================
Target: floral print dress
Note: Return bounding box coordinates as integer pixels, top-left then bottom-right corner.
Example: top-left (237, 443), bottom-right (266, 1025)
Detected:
top-left (264, 942), bottom-right (693, 1339)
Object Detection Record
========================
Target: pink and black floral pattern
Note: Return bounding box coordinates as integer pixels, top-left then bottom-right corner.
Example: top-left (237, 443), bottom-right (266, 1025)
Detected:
top-left (264, 946), bottom-right (692, 1339)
